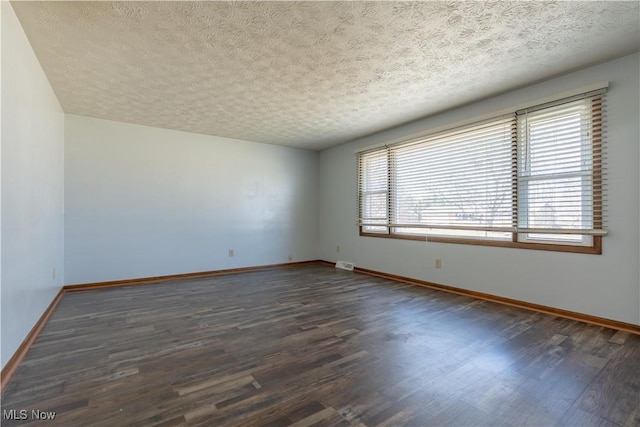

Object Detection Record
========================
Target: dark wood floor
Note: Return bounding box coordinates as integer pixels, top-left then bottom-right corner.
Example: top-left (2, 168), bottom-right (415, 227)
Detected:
top-left (2, 265), bottom-right (639, 426)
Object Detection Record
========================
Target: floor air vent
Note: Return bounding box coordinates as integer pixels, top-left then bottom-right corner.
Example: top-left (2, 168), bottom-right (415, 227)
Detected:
top-left (335, 260), bottom-right (355, 271)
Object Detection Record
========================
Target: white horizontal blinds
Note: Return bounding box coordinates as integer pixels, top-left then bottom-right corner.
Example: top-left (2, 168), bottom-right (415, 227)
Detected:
top-left (357, 87), bottom-right (607, 246)
top-left (391, 117), bottom-right (516, 238)
top-left (358, 147), bottom-right (389, 233)
top-left (517, 92), bottom-right (605, 241)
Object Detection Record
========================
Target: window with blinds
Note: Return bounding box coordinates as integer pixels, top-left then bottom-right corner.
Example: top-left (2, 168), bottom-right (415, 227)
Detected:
top-left (359, 148), bottom-right (389, 234)
top-left (357, 89), bottom-right (606, 253)
top-left (516, 96), bottom-right (603, 246)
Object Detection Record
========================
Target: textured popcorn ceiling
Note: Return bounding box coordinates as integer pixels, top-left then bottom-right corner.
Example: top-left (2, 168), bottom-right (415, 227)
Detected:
top-left (11, 1), bottom-right (640, 150)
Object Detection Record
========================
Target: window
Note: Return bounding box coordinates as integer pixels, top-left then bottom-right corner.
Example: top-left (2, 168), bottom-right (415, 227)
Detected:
top-left (357, 90), bottom-right (606, 253)
top-left (359, 148), bottom-right (389, 234)
top-left (517, 98), bottom-right (602, 247)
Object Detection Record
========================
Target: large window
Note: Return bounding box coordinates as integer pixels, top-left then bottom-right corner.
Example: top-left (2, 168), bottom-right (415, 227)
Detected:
top-left (358, 90), bottom-right (606, 253)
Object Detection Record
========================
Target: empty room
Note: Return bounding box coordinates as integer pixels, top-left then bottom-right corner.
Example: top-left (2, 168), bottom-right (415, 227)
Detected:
top-left (1, 1), bottom-right (640, 426)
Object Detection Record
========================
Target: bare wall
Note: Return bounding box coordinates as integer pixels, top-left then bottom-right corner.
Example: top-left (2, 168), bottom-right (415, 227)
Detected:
top-left (64, 115), bottom-right (319, 284)
top-left (319, 53), bottom-right (640, 325)
top-left (1, 2), bottom-right (65, 368)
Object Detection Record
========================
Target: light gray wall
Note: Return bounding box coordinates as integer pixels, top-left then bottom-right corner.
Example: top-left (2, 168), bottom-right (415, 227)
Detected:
top-left (319, 53), bottom-right (640, 325)
top-left (1, 2), bottom-right (65, 368)
top-left (64, 115), bottom-right (319, 284)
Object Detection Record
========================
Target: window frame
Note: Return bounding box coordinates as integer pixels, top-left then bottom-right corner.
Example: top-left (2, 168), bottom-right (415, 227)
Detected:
top-left (358, 92), bottom-right (604, 255)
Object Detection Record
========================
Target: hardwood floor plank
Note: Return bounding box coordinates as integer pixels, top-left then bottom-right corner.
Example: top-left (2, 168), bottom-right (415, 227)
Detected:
top-left (2, 265), bottom-right (638, 426)
top-left (565, 335), bottom-right (640, 426)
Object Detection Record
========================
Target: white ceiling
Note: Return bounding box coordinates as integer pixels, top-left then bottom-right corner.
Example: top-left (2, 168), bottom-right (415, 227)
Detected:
top-left (12, 1), bottom-right (640, 151)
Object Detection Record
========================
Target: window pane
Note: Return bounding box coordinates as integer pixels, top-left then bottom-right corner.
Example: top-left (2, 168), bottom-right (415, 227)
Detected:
top-left (525, 177), bottom-right (589, 228)
top-left (521, 176), bottom-right (591, 243)
top-left (359, 149), bottom-right (389, 233)
top-left (361, 153), bottom-right (388, 191)
top-left (527, 112), bottom-right (584, 176)
top-left (361, 193), bottom-right (387, 230)
top-left (363, 225), bottom-right (388, 233)
top-left (393, 119), bottom-right (513, 238)
top-left (523, 232), bottom-right (591, 245)
top-left (518, 98), bottom-right (596, 246)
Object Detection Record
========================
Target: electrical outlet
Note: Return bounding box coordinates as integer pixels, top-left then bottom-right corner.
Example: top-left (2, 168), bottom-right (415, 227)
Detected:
top-left (336, 245), bottom-right (340, 253)
top-left (435, 258), bottom-right (442, 269)
top-left (288, 255), bottom-right (293, 261)
top-left (228, 249), bottom-right (234, 257)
